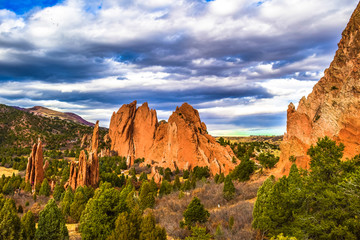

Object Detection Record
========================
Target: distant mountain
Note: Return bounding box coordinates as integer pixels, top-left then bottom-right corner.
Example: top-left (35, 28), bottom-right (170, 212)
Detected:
top-left (19, 106), bottom-right (95, 127)
top-left (0, 104), bottom-right (106, 150)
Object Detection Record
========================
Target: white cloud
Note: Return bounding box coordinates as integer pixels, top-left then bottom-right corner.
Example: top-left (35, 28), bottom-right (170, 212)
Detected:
top-left (0, 0), bottom-right (357, 135)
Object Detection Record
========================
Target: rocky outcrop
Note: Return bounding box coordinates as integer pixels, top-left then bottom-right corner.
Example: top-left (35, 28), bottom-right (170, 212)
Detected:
top-left (109, 101), bottom-right (236, 175)
top-left (150, 167), bottom-right (162, 184)
top-left (278, 2), bottom-right (360, 175)
top-left (67, 121), bottom-right (100, 190)
top-left (25, 139), bottom-right (47, 188)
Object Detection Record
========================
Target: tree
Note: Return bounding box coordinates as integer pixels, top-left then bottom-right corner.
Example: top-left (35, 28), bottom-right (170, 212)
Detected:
top-left (21, 211), bottom-right (36, 240)
top-left (139, 172), bottom-right (148, 182)
top-left (139, 181), bottom-right (155, 210)
top-left (39, 178), bottom-right (51, 197)
top-left (0, 199), bottom-right (21, 240)
top-left (223, 175), bottom-right (235, 201)
top-left (159, 180), bottom-right (172, 197)
top-left (183, 197), bottom-right (210, 227)
top-left (173, 175), bottom-right (181, 191)
top-left (252, 137), bottom-right (360, 239)
top-left (35, 199), bottom-right (69, 240)
top-left (53, 183), bottom-right (65, 201)
top-left (60, 187), bottom-right (74, 217)
top-left (80, 183), bottom-right (125, 240)
top-left (107, 205), bottom-right (142, 240)
top-left (252, 176), bottom-right (276, 236)
top-left (182, 179), bottom-right (191, 191)
top-left (107, 212), bottom-right (130, 240)
top-left (185, 226), bottom-right (213, 240)
top-left (308, 136), bottom-right (344, 183)
top-left (183, 170), bottom-right (190, 179)
top-left (24, 182), bottom-right (32, 193)
top-left (140, 213), bottom-right (167, 240)
top-left (214, 173), bottom-right (219, 183)
top-left (70, 187), bottom-right (88, 222)
top-left (218, 173), bottom-right (225, 183)
top-left (258, 152), bottom-right (279, 169)
top-left (231, 157), bottom-right (255, 182)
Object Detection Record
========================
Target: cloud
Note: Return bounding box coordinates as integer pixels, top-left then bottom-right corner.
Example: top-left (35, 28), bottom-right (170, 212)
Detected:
top-left (0, 0), bottom-right (357, 134)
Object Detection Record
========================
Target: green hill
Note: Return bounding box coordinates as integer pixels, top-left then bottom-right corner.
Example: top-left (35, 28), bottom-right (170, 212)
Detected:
top-left (0, 104), bottom-right (107, 151)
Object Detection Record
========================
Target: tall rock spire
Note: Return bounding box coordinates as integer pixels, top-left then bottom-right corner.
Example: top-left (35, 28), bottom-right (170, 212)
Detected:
top-left (67, 121), bottom-right (100, 190)
top-left (25, 138), bottom-right (48, 188)
top-left (278, 2), bottom-right (360, 175)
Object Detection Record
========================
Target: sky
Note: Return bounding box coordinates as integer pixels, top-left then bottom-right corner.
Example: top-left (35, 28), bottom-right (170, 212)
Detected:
top-left (0, 0), bottom-right (358, 136)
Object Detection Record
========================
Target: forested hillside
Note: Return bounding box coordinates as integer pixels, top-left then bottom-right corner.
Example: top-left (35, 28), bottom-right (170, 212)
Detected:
top-left (0, 104), bottom-right (107, 150)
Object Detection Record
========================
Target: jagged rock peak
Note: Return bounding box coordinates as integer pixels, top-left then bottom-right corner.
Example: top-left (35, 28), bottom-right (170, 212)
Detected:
top-left (109, 101), bottom-right (236, 175)
top-left (278, 2), bottom-right (360, 175)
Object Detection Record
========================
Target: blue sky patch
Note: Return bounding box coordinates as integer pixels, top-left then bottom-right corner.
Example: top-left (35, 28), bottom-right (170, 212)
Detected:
top-left (0, 0), bottom-right (62, 14)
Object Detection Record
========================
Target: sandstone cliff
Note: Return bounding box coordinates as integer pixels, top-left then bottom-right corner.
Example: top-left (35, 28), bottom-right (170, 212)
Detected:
top-left (279, 2), bottom-right (360, 175)
top-left (67, 121), bottom-right (100, 190)
top-left (25, 139), bottom-right (48, 188)
top-left (109, 101), bottom-right (236, 175)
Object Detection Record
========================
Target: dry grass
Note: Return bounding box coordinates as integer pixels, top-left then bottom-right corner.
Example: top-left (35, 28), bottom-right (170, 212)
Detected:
top-left (0, 166), bottom-right (19, 177)
top-left (67, 224), bottom-right (81, 240)
top-left (153, 179), bottom-right (263, 240)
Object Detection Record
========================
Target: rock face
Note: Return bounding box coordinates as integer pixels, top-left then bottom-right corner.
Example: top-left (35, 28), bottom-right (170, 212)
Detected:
top-left (67, 121), bottom-right (100, 190)
top-left (25, 139), bottom-right (47, 188)
top-left (109, 101), bottom-right (236, 175)
top-left (279, 2), bottom-right (360, 175)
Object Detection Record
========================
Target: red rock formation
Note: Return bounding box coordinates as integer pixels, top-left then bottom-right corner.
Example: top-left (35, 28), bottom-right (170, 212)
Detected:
top-left (25, 139), bottom-right (46, 188)
top-left (150, 167), bottom-right (162, 184)
top-left (109, 101), bottom-right (236, 175)
top-left (67, 121), bottom-right (100, 190)
top-left (278, 2), bottom-right (360, 175)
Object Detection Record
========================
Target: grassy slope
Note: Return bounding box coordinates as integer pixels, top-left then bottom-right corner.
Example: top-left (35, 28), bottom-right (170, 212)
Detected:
top-left (0, 104), bottom-right (106, 150)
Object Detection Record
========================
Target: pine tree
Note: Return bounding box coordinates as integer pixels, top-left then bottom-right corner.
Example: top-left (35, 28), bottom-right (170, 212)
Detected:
top-left (24, 182), bottom-right (32, 193)
top-left (308, 136), bottom-right (344, 183)
top-left (223, 175), bottom-right (235, 201)
top-left (173, 175), bottom-right (181, 191)
top-left (0, 199), bottom-right (21, 240)
top-left (107, 212), bottom-right (130, 240)
top-left (183, 197), bottom-right (209, 227)
top-left (139, 172), bottom-right (148, 182)
top-left (185, 226), bottom-right (213, 240)
top-left (139, 181), bottom-right (155, 210)
top-left (39, 178), bottom-right (51, 197)
top-left (70, 187), bottom-right (88, 222)
top-left (20, 210), bottom-right (36, 240)
top-left (218, 173), bottom-right (225, 183)
top-left (80, 183), bottom-right (123, 240)
top-left (35, 199), bottom-right (69, 240)
top-left (182, 180), bottom-right (191, 191)
top-left (60, 187), bottom-right (74, 217)
top-left (159, 180), bottom-right (172, 197)
top-left (53, 183), bottom-right (65, 201)
top-left (127, 205), bottom-right (142, 240)
top-left (140, 213), bottom-right (166, 240)
top-left (214, 173), bottom-right (219, 184)
top-left (252, 176), bottom-right (276, 233)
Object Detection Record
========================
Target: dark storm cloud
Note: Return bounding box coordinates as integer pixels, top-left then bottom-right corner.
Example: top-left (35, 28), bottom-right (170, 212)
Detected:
top-left (0, 0), bottom-right (357, 134)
